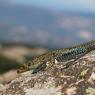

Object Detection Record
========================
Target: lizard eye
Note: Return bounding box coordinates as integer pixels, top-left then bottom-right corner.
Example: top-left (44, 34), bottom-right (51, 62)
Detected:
top-left (18, 64), bottom-right (28, 70)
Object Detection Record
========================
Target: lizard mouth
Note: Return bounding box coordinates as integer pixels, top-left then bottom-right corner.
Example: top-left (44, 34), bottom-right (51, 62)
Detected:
top-left (17, 64), bottom-right (29, 73)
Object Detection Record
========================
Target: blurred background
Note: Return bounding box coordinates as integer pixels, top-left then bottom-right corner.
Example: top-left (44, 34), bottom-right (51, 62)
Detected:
top-left (0, 0), bottom-right (95, 84)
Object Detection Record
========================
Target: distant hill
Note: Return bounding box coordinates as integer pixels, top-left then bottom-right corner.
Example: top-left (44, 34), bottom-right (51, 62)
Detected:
top-left (0, 2), bottom-right (95, 48)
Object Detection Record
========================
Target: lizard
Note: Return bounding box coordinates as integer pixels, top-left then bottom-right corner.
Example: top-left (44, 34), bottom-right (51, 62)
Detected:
top-left (17, 40), bottom-right (95, 74)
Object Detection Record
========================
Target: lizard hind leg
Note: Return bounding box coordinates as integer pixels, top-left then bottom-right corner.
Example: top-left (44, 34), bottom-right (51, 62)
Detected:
top-left (32, 58), bottom-right (59, 74)
top-left (62, 50), bottom-right (91, 69)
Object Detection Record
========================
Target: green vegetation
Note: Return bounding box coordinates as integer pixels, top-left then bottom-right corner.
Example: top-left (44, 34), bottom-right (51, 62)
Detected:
top-left (0, 56), bottom-right (21, 74)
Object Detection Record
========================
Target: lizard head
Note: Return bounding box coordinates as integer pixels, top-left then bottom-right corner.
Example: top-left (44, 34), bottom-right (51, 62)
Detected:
top-left (17, 63), bottom-right (30, 73)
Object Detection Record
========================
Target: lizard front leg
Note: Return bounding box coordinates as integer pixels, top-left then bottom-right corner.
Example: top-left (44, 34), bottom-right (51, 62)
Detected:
top-left (32, 57), bottom-right (55, 74)
top-left (32, 61), bottom-right (47, 74)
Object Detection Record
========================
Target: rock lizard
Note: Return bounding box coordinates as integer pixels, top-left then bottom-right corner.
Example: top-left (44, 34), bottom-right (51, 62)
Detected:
top-left (17, 40), bottom-right (95, 74)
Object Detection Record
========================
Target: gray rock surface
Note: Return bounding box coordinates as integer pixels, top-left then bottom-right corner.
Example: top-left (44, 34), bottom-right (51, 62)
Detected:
top-left (0, 51), bottom-right (95, 95)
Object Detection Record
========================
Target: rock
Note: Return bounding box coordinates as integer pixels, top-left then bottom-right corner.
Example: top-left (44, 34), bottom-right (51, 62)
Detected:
top-left (0, 51), bottom-right (95, 95)
top-left (0, 70), bottom-right (18, 84)
top-left (0, 84), bottom-right (5, 92)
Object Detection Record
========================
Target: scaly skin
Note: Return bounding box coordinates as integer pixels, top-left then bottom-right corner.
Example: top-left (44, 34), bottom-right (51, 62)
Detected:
top-left (17, 40), bottom-right (95, 74)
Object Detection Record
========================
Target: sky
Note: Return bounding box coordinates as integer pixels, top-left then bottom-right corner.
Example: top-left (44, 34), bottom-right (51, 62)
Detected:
top-left (8, 0), bottom-right (95, 13)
